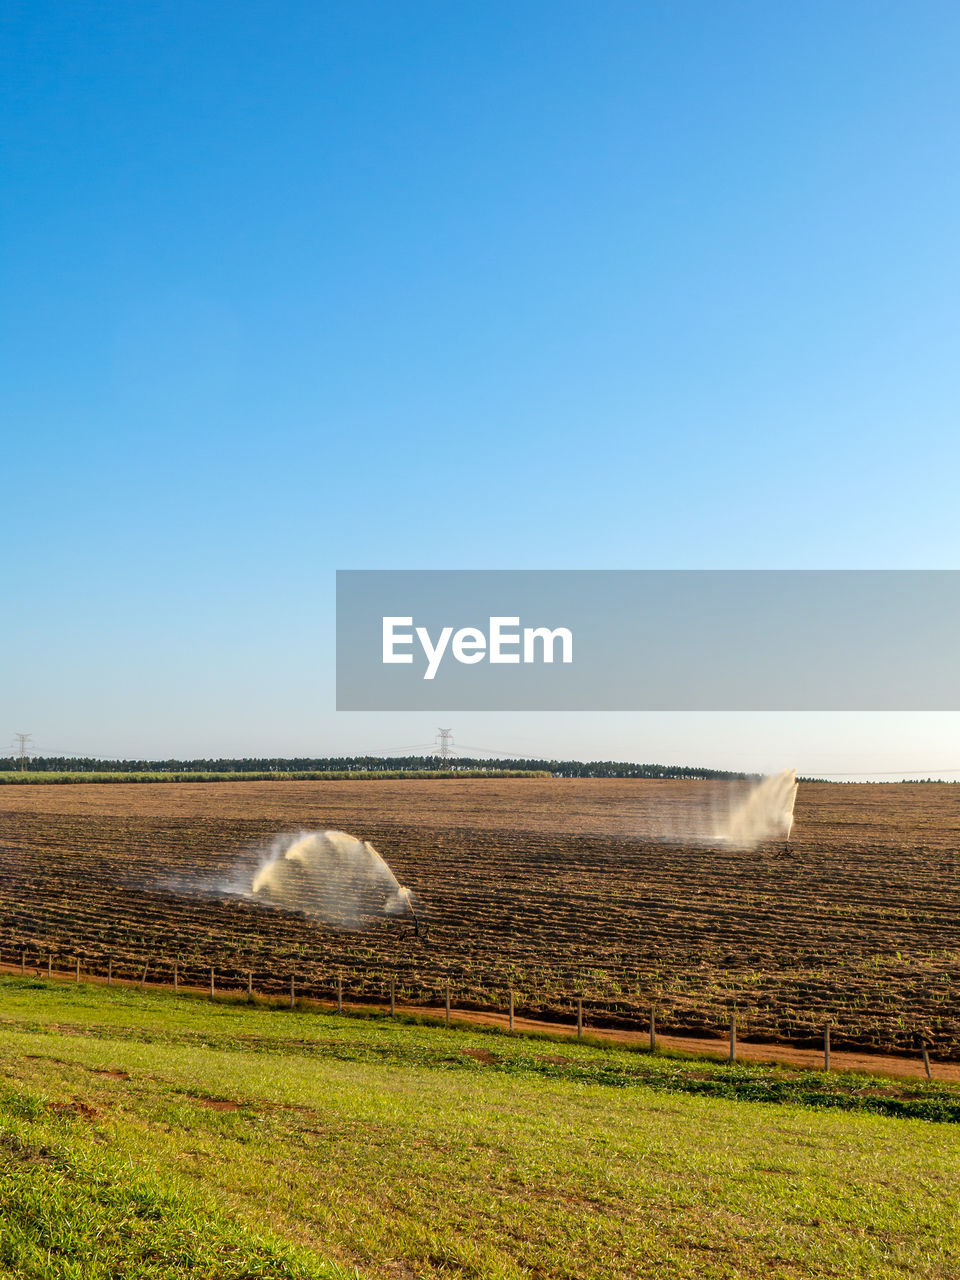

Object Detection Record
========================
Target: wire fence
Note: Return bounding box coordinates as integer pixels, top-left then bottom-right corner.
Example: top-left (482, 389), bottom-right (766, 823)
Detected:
top-left (0, 942), bottom-right (941, 1078)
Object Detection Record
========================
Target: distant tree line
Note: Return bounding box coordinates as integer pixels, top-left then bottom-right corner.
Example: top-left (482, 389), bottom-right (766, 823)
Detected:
top-left (0, 755), bottom-right (751, 780)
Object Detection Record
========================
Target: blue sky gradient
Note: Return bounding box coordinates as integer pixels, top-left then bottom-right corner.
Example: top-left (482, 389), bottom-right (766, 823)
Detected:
top-left (3, 3), bottom-right (959, 772)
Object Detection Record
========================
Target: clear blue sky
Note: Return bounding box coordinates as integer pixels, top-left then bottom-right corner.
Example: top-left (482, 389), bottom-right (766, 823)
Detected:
top-left (3, 2), bottom-right (959, 774)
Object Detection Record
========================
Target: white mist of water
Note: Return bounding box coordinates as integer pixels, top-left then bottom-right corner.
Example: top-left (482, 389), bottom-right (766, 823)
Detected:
top-left (713, 768), bottom-right (798, 849)
top-left (251, 829), bottom-right (420, 929)
top-left (623, 769), bottom-right (799, 850)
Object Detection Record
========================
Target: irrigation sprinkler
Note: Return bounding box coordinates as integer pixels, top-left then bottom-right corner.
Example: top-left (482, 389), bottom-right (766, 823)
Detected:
top-left (921, 1040), bottom-right (932, 1079)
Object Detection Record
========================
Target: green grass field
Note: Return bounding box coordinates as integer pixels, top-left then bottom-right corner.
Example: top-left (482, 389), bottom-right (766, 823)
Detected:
top-left (0, 978), bottom-right (957, 1279)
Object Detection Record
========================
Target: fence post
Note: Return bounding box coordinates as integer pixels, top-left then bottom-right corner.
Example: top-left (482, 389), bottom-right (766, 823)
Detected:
top-left (20, 950), bottom-right (25, 976)
top-left (728, 1011), bottom-right (737, 1064)
top-left (173, 958), bottom-right (178, 992)
top-left (921, 1041), bottom-right (932, 1079)
top-left (75, 957), bottom-right (80, 984)
top-left (290, 974), bottom-right (295, 1009)
top-left (508, 989), bottom-right (514, 1032)
top-left (390, 975), bottom-right (395, 1016)
top-left (337, 973), bottom-right (342, 1013)
top-left (649, 1007), bottom-right (656, 1052)
top-left (824, 1022), bottom-right (831, 1071)
top-left (577, 998), bottom-right (583, 1040)
top-left (140, 962), bottom-right (148, 990)
top-left (210, 966), bottom-right (215, 999)
top-left (107, 956), bottom-right (112, 986)
top-left (47, 954), bottom-right (52, 979)
top-left (248, 970), bottom-right (253, 1000)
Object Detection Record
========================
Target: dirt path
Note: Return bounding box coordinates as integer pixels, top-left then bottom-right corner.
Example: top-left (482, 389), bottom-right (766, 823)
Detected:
top-left (446, 1006), bottom-right (957, 1082)
top-left (4, 960), bottom-right (954, 1085)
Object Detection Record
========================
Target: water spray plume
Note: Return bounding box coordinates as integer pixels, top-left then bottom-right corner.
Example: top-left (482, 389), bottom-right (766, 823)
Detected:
top-left (715, 768), bottom-right (798, 849)
top-left (625, 768), bottom-right (800, 850)
top-left (252, 830), bottom-right (421, 930)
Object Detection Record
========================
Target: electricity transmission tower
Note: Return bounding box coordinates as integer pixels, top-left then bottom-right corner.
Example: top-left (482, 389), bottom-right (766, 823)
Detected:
top-left (436, 728), bottom-right (454, 760)
top-left (12, 733), bottom-right (32, 772)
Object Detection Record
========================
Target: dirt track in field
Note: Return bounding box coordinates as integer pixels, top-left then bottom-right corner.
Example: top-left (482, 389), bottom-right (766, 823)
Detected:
top-left (1, 778), bottom-right (958, 1057)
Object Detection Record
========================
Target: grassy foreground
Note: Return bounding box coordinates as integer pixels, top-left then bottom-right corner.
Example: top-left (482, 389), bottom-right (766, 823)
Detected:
top-left (0, 979), bottom-right (957, 1279)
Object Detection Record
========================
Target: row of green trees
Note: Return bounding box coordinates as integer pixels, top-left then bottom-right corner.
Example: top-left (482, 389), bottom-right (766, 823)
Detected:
top-left (0, 754), bottom-right (750, 780)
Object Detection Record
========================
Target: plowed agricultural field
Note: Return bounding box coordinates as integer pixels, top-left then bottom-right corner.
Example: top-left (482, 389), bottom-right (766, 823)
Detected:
top-left (1, 778), bottom-right (958, 1058)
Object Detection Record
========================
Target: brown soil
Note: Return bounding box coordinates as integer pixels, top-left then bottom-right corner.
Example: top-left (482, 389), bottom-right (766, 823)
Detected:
top-left (49, 1100), bottom-right (100, 1119)
top-left (1, 778), bottom-right (958, 1057)
top-left (462, 1047), bottom-right (497, 1064)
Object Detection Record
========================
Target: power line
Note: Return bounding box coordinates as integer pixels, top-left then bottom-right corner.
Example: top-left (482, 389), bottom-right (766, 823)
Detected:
top-left (455, 742), bottom-right (527, 759)
top-left (813, 768), bottom-right (960, 777)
